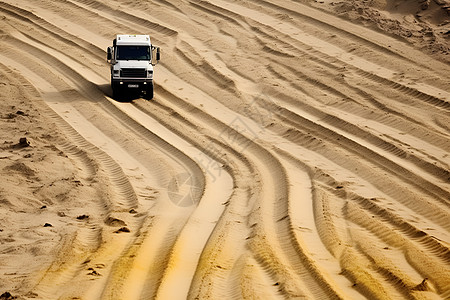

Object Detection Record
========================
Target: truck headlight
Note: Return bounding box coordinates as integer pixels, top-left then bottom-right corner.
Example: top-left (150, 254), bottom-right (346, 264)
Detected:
top-left (113, 70), bottom-right (120, 76)
top-left (147, 70), bottom-right (153, 77)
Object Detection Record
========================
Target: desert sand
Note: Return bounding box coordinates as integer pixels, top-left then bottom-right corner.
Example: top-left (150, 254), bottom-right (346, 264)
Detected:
top-left (0, 0), bottom-right (449, 299)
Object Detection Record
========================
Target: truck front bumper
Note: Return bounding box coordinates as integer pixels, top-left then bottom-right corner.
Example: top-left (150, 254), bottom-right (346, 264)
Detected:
top-left (111, 78), bottom-right (153, 91)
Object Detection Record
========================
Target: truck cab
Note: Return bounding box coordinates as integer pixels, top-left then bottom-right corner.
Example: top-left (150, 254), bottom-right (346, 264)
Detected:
top-left (107, 34), bottom-right (160, 100)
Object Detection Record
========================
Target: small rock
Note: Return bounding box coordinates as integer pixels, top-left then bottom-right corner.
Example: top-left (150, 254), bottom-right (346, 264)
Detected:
top-left (19, 137), bottom-right (30, 147)
top-left (87, 270), bottom-right (101, 276)
top-left (0, 292), bottom-right (16, 299)
top-left (77, 215), bottom-right (89, 220)
top-left (43, 223), bottom-right (52, 227)
top-left (114, 227), bottom-right (130, 233)
top-left (412, 278), bottom-right (429, 291)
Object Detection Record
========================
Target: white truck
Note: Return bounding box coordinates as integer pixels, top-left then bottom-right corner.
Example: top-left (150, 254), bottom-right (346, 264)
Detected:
top-left (107, 34), bottom-right (160, 99)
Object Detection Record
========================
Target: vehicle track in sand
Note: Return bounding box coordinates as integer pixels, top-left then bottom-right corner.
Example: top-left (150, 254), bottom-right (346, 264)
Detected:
top-left (0, 0), bottom-right (449, 299)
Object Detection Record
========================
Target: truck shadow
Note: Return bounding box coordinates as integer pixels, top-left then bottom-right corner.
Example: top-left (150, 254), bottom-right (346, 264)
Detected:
top-left (98, 84), bottom-right (142, 102)
top-left (113, 93), bottom-right (142, 102)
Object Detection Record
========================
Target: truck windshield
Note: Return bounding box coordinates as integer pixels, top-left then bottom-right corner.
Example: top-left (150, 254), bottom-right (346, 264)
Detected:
top-left (116, 46), bottom-right (150, 60)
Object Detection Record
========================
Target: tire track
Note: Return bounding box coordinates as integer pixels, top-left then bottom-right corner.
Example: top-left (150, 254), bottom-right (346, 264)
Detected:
top-left (0, 19), bottom-right (209, 300)
top-left (146, 0), bottom-right (448, 296)
top-left (1, 0), bottom-right (449, 299)
top-left (140, 77), bottom-right (350, 298)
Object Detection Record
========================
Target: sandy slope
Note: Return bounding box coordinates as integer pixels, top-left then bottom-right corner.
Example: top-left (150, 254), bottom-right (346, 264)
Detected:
top-left (0, 0), bottom-right (449, 299)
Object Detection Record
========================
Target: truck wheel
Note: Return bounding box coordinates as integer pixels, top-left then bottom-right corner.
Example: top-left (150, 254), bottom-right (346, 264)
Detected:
top-left (112, 85), bottom-right (121, 100)
top-left (144, 83), bottom-right (154, 100)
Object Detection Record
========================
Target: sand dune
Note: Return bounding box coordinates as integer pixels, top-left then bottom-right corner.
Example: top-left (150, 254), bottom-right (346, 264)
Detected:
top-left (0, 0), bottom-right (449, 299)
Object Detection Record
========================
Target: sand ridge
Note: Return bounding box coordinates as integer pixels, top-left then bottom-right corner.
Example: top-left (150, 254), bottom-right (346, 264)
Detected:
top-left (0, 0), bottom-right (449, 299)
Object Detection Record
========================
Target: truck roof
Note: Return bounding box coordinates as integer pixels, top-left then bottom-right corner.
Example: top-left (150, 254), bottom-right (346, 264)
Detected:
top-left (115, 34), bottom-right (151, 46)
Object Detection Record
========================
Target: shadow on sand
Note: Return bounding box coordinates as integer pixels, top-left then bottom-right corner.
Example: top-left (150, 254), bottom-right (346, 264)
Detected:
top-left (97, 84), bottom-right (143, 102)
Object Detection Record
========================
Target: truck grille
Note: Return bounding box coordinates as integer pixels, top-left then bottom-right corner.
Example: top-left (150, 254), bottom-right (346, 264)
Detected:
top-left (121, 68), bottom-right (146, 78)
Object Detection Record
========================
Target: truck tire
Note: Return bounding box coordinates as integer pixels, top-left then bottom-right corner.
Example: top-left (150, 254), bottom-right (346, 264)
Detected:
top-left (112, 85), bottom-right (121, 99)
top-left (144, 83), bottom-right (154, 100)
top-left (111, 77), bottom-right (120, 100)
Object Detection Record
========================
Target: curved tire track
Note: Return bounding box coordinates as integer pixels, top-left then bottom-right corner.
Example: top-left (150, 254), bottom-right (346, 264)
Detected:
top-left (0, 0), bottom-right (449, 299)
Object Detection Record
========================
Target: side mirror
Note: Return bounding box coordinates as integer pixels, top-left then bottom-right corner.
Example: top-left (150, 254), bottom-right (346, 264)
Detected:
top-left (107, 46), bottom-right (112, 61)
top-left (156, 47), bottom-right (161, 61)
